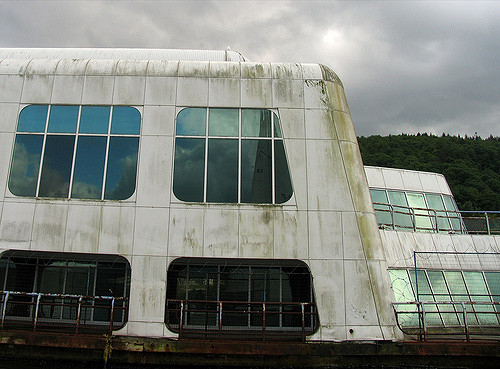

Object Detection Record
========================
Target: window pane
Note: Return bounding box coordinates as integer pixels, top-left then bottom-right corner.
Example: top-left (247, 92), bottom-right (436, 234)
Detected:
top-left (173, 138), bottom-right (205, 202)
top-left (18, 105), bottom-right (48, 132)
top-left (241, 109), bottom-right (270, 137)
top-left (39, 135), bottom-right (75, 198)
top-left (72, 136), bottom-right (107, 199)
top-left (389, 269), bottom-right (415, 302)
top-left (407, 192), bottom-right (433, 231)
top-left (274, 140), bottom-right (293, 204)
top-left (273, 113), bottom-right (282, 138)
top-left (443, 195), bottom-right (462, 232)
top-left (207, 138), bottom-right (238, 202)
top-left (208, 108), bottom-right (238, 137)
top-left (485, 272), bottom-right (500, 312)
top-left (8, 134), bottom-right (43, 196)
top-left (176, 108), bottom-right (206, 136)
top-left (388, 191), bottom-right (413, 229)
top-left (80, 106), bottom-right (110, 134)
top-left (444, 271), bottom-right (469, 300)
top-left (110, 106), bottom-right (141, 135)
top-left (104, 136), bottom-right (139, 200)
top-left (425, 194), bottom-right (451, 231)
top-left (241, 139), bottom-right (272, 203)
top-left (370, 189), bottom-right (393, 226)
top-left (47, 105), bottom-right (79, 133)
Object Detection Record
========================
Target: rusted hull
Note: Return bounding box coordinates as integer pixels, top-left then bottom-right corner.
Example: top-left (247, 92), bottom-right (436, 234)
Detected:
top-left (0, 331), bottom-right (499, 368)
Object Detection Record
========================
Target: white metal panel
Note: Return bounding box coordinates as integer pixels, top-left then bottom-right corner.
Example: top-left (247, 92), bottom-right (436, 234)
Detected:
top-left (208, 78), bottom-right (240, 107)
top-left (113, 76), bottom-right (146, 105)
top-left (141, 105), bottom-right (175, 136)
top-left (99, 205), bottom-right (135, 255)
top-left (0, 59), bottom-right (30, 74)
top-left (0, 201), bottom-right (35, 242)
top-left (272, 79), bottom-right (304, 108)
top-left (82, 75), bottom-right (114, 104)
top-left (31, 203), bottom-right (68, 252)
top-left (203, 208), bottom-right (239, 257)
top-left (273, 210), bottom-right (308, 259)
top-left (241, 62), bottom-right (272, 79)
top-left (308, 211), bottom-right (343, 260)
top-left (240, 78), bottom-right (272, 108)
top-left (65, 204), bottom-right (101, 253)
top-left (0, 103), bottom-right (19, 132)
top-left (305, 109), bottom-right (337, 140)
top-left (381, 168), bottom-right (404, 190)
top-left (54, 59), bottom-right (89, 75)
top-left (136, 135), bottom-right (173, 207)
top-left (238, 209), bottom-right (273, 258)
top-left (334, 111), bottom-right (357, 143)
top-left (418, 172), bottom-right (441, 193)
top-left (364, 166), bottom-right (386, 189)
top-left (272, 63), bottom-right (303, 80)
top-left (51, 75), bottom-right (84, 104)
top-left (168, 207), bottom-right (204, 257)
top-left (342, 212), bottom-right (365, 260)
top-left (133, 207), bottom-right (169, 256)
top-left (278, 108), bottom-right (305, 140)
top-left (21, 74), bottom-right (54, 104)
top-left (177, 61), bottom-right (209, 77)
top-left (0, 74), bottom-right (24, 103)
top-left (301, 63), bottom-right (323, 80)
top-left (176, 77), bottom-right (208, 107)
top-left (85, 59), bottom-right (117, 75)
top-left (284, 139), bottom-right (307, 210)
top-left (209, 61), bottom-right (241, 78)
top-left (147, 60), bottom-right (178, 76)
top-left (401, 170), bottom-right (423, 192)
top-left (144, 76), bottom-right (176, 106)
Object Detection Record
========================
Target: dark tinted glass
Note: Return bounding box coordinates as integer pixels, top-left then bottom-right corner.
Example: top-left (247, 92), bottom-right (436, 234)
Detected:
top-left (241, 139), bottom-right (272, 203)
top-left (110, 106), bottom-right (141, 135)
top-left (273, 113), bottom-right (282, 138)
top-left (80, 106), bottom-right (110, 134)
top-left (173, 138), bottom-right (205, 202)
top-left (47, 105), bottom-right (79, 133)
top-left (208, 108), bottom-right (238, 137)
top-left (176, 108), bottom-right (206, 136)
top-left (8, 134), bottom-right (43, 196)
top-left (18, 105), bottom-right (48, 132)
top-left (38, 135), bottom-right (75, 198)
top-left (207, 139), bottom-right (238, 202)
top-left (274, 140), bottom-right (293, 203)
top-left (72, 136), bottom-right (107, 199)
top-left (242, 109), bottom-right (271, 137)
top-left (104, 137), bottom-right (139, 200)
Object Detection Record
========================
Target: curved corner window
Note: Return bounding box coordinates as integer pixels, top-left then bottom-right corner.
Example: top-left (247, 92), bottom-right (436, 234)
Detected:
top-left (8, 105), bottom-right (140, 200)
top-left (173, 108), bottom-right (293, 204)
top-left (0, 250), bottom-right (130, 333)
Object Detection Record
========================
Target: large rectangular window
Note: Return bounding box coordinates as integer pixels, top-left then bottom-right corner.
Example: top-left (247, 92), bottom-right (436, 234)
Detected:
top-left (9, 105), bottom-right (141, 200)
top-left (165, 258), bottom-right (317, 338)
top-left (173, 108), bottom-right (293, 204)
top-left (0, 250), bottom-right (130, 332)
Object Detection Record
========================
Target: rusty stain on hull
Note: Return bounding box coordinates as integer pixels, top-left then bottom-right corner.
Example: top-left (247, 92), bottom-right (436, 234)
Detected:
top-left (0, 331), bottom-right (499, 368)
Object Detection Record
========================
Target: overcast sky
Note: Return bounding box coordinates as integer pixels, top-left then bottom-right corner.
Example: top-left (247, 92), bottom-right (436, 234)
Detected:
top-left (0, 0), bottom-right (498, 138)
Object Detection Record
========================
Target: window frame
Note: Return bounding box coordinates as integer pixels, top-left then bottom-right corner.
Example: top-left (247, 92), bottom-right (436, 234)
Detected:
top-left (173, 107), bottom-right (293, 204)
top-left (8, 104), bottom-right (141, 201)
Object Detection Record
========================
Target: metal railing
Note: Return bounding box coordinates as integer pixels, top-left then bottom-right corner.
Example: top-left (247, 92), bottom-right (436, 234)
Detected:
top-left (0, 291), bottom-right (128, 334)
top-left (393, 301), bottom-right (500, 341)
top-left (373, 203), bottom-right (500, 235)
top-left (166, 299), bottom-right (317, 342)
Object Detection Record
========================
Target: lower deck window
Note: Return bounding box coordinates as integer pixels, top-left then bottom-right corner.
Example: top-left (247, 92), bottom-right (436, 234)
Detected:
top-left (165, 258), bottom-right (318, 339)
top-left (0, 250), bottom-right (130, 333)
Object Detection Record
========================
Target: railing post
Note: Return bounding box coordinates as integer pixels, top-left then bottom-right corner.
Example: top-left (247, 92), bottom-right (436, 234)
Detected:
top-left (33, 294), bottom-right (41, 332)
top-left (76, 296), bottom-right (82, 334)
top-left (421, 302), bottom-right (427, 341)
top-left (301, 303), bottom-right (306, 343)
top-left (485, 212), bottom-right (491, 235)
top-left (390, 204), bottom-right (395, 229)
top-left (1, 292), bottom-right (9, 330)
top-left (179, 301), bottom-right (184, 339)
top-left (109, 298), bottom-right (115, 335)
top-left (218, 302), bottom-right (223, 340)
top-left (262, 302), bottom-right (266, 342)
top-left (463, 303), bottom-right (470, 342)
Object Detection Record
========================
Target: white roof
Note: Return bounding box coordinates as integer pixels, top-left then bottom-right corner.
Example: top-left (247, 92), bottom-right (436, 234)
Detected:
top-left (0, 48), bottom-right (248, 62)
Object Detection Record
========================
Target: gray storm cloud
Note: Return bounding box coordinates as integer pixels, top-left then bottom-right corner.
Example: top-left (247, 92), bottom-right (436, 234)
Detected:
top-left (0, 0), bottom-right (498, 137)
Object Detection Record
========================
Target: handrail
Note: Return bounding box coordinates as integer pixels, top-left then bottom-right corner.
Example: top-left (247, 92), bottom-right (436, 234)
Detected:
top-left (393, 301), bottom-right (500, 341)
top-left (166, 299), bottom-right (317, 342)
top-left (373, 203), bottom-right (500, 235)
top-left (0, 291), bottom-right (128, 334)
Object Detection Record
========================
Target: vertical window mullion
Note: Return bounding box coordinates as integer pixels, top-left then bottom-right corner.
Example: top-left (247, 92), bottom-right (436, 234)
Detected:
top-left (238, 109), bottom-right (242, 203)
top-left (35, 105), bottom-right (51, 197)
top-left (101, 106), bottom-right (113, 200)
top-left (271, 113), bottom-right (276, 204)
top-left (203, 108), bottom-right (209, 202)
top-left (67, 106), bottom-right (82, 199)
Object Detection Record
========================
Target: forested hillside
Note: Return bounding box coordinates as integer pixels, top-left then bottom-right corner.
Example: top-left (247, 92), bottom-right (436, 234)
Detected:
top-left (357, 134), bottom-right (500, 211)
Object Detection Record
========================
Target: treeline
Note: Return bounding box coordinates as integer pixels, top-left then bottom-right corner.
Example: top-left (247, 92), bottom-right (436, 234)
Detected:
top-left (357, 133), bottom-right (500, 211)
